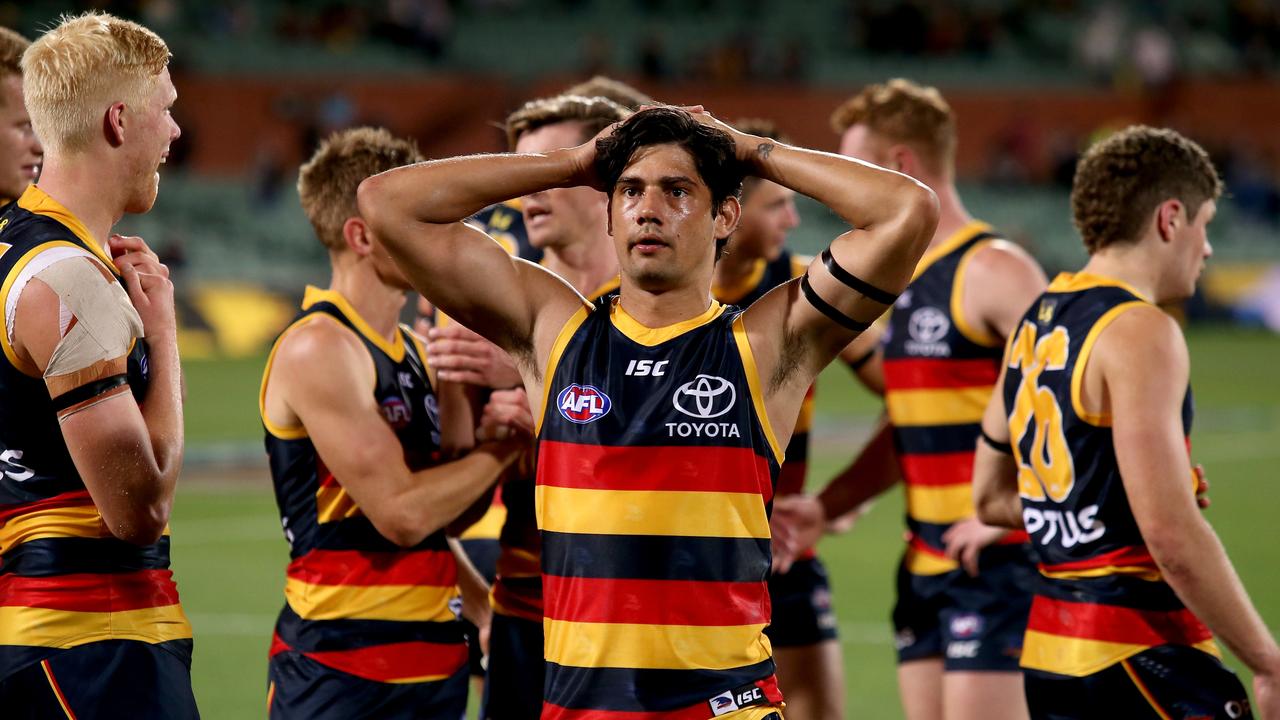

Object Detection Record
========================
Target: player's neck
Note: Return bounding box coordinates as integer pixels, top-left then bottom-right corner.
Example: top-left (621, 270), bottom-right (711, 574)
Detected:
top-left (924, 182), bottom-right (972, 252)
top-left (617, 280), bottom-right (716, 329)
top-left (328, 263), bottom-right (407, 342)
top-left (32, 159), bottom-right (124, 252)
top-left (1079, 248), bottom-right (1161, 303)
top-left (713, 247), bottom-right (762, 291)
top-left (544, 235), bottom-right (617, 296)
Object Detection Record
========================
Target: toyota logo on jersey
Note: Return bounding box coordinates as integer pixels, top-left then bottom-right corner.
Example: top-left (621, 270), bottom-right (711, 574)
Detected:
top-left (557, 384), bottom-right (612, 424)
top-left (673, 374), bottom-right (737, 419)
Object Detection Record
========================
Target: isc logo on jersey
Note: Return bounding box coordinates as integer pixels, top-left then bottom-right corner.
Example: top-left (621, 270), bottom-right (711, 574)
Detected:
top-left (557, 384), bottom-right (612, 424)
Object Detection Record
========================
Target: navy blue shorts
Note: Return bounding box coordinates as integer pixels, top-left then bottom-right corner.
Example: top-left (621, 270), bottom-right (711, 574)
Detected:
top-left (765, 556), bottom-right (838, 648)
top-left (0, 639), bottom-right (197, 720)
top-left (893, 544), bottom-right (1037, 671)
top-left (459, 537), bottom-right (501, 679)
top-left (1024, 644), bottom-right (1251, 719)
top-left (268, 648), bottom-right (468, 719)
top-left (482, 612), bottom-right (544, 720)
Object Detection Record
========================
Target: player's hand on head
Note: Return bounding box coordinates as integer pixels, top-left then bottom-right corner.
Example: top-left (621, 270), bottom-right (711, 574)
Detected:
top-left (427, 324), bottom-right (522, 388)
top-left (477, 387), bottom-right (534, 442)
top-left (567, 119), bottom-right (626, 193)
top-left (941, 517), bottom-right (1008, 577)
top-left (680, 107), bottom-right (763, 165)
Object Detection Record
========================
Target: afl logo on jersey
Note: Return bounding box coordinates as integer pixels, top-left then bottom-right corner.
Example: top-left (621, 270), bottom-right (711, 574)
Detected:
top-left (380, 397), bottom-right (412, 429)
top-left (673, 374), bottom-right (736, 419)
top-left (557, 384), bottom-right (612, 424)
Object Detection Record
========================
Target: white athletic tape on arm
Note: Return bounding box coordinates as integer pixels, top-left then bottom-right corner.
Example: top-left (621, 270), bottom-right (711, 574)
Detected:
top-left (5, 245), bottom-right (95, 347)
top-left (35, 257), bottom-right (143, 379)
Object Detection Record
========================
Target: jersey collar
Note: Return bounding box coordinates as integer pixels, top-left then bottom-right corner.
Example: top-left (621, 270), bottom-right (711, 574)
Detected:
top-left (1047, 272), bottom-right (1151, 303)
top-left (17, 185), bottom-right (116, 271)
top-left (609, 296), bottom-right (726, 347)
top-left (911, 219), bottom-right (992, 282)
top-left (301, 285), bottom-right (406, 361)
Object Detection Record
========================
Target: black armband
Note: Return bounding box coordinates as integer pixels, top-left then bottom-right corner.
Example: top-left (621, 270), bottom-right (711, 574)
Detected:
top-left (800, 273), bottom-right (870, 332)
top-left (846, 345), bottom-right (878, 372)
top-left (820, 248), bottom-right (899, 305)
top-left (980, 428), bottom-right (1013, 455)
top-left (52, 374), bottom-right (130, 412)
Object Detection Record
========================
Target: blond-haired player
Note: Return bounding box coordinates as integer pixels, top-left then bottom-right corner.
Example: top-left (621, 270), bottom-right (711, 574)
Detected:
top-left (0, 26), bottom-right (42, 203)
top-left (774, 79), bottom-right (1047, 720)
top-left (0, 12), bottom-right (194, 717)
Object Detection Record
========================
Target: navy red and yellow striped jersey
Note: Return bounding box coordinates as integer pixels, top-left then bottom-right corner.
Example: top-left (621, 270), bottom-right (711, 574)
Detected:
top-left (535, 294), bottom-right (784, 719)
top-left (713, 249), bottom-right (816, 556)
top-left (882, 221), bottom-right (1024, 574)
top-left (1002, 272), bottom-right (1213, 677)
top-left (0, 186), bottom-right (191, 680)
top-left (491, 276), bottom-right (622, 624)
top-left (261, 286), bottom-right (466, 685)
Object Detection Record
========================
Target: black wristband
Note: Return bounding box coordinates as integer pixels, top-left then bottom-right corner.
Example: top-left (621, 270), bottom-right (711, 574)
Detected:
top-left (980, 428), bottom-right (1014, 455)
top-left (820, 248), bottom-right (899, 305)
top-left (52, 374), bottom-right (129, 412)
top-left (800, 273), bottom-right (871, 332)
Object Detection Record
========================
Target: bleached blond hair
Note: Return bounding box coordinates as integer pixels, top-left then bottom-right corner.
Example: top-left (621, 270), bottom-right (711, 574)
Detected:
top-left (21, 12), bottom-right (170, 153)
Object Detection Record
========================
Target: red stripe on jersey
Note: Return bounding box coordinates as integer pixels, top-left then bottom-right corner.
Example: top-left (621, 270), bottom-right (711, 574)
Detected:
top-left (0, 570), bottom-right (180, 611)
top-left (1039, 545), bottom-right (1156, 573)
top-left (537, 441), bottom-right (774, 500)
top-left (286, 549), bottom-right (457, 587)
top-left (317, 457), bottom-right (338, 488)
top-left (0, 489), bottom-right (93, 524)
top-left (898, 451), bottom-right (974, 487)
top-left (1027, 596), bottom-right (1212, 646)
top-left (909, 534), bottom-right (949, 557)
top-left (542, 575), bottom-right (769, 627)
top-left (271, 634), bottom-right (468, 683)
top-left (882, 358), bottom-right (1000, 391)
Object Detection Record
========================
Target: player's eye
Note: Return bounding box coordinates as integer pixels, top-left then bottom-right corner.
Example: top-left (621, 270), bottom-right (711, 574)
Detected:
top-left (670, 188), bottom-right (686, 198)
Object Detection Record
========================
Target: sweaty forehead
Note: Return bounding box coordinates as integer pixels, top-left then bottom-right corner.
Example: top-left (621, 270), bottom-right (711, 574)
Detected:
top-left (622, 142), bottom-right (702, 182)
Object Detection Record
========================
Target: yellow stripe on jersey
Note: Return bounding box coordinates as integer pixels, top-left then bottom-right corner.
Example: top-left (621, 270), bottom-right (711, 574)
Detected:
top-left (543, 618), bottom-right (772, 670)
top-left (794, 389), bottom-right (815, 434)
top-left (0, 240), bottom-right (83, 377)
top-left (610, 298), bottom-right (726, 347)
top-left (458, 503), bottom-right (506, 540)
top-left (536, 486), bottom-right (771, 539)
top-left (535, 304), bottom-right (592, 437)
top-left (732, 314), bottom-right (784, 464)
top-left (284, 577), bottom-right (457, 622)
top-left (885, 386), bottom-right (991, 427)
top-left (1039, 564), bottom-right (1163, 583)
top-left (951, 239), bottom-right (1003, 348)
top-left (17, 186), bottom-right (117, 269)
top-left (0, 505), bottom-right (109, 554)
top-left (315, 483), bottom-right (363, 523)
top-left (1070, 301), bottom-right (1148, 428)
top-left (911, 220), bottom-right (992, 281)
top-left (711, 259), bottom-right (767, 305)
top-left (1021, 630), bottom-right (1219, 678)
top-left (904, 545), bottom-right (960, 575)
top-left (259, 314), bottom-right (324, 440)
top-left (905, 483), bottom-right (974, 525)
top-left (0, 603), bottom-right (192, 648)
top-left (301, 286), bottom-right (405, 362)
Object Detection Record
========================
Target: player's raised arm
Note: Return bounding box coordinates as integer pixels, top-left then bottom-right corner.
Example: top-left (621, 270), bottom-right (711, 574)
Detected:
top-left (728, 117), bottom-right (939, 389)
top-left (356, 146), bottom-right (597, 372)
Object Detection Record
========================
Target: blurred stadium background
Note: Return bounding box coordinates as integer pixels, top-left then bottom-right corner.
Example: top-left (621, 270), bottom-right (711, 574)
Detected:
top-left (9, 1), bottom-right (1280, 718)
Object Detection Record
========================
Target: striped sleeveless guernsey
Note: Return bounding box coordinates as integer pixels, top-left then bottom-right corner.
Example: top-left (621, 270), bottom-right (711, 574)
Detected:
top-left (491, 276), bottom-right (621, 623)
top-left (713, 250), bottom-right (815, 552)
top-left (1002, 272), bottom-right (1216, 677)
top-left (881, 221), bottom-right (1026, 574)
top-left (0, 186), bottom-right (191, 680)
top-left (536, 295), bottom-right (784, 719)
top-left (262, 286), bottom-right (466, 685)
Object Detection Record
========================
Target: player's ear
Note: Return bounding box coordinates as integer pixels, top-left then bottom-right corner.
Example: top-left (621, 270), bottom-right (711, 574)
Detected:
top-left (713, 195), bottom-right (741, 241)
top-left (606, 197), bottom-right (614, 236)
top-left (1155, 199), bottom-right (1183, 244)
top-left (104, 102), bottom-right (127, 148)
top-left (888, 144), bottom-right (916, 176)
top-left (342, 217), bottom-right (373, 256)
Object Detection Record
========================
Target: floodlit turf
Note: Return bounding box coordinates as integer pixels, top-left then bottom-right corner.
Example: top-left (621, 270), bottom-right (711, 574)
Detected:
top-left (173, 327), bottom-right (1280, 719)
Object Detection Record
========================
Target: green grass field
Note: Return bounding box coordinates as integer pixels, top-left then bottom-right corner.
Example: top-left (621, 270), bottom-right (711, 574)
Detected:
top-left (172, 327), bottom-right (1280, 719)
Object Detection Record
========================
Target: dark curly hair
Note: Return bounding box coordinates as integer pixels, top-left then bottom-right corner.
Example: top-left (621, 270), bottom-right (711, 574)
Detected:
top-left (1071, 126), bottom-right (1222, 254)
top-left (594, 107), bottom-right (745, 257)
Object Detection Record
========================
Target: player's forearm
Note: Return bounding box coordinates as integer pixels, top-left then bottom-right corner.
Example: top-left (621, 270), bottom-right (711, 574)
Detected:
top-left (359, 150), bottom-right (579, 227)
top-left (136, 333), bottom-right (184, 495)
top-left (1149, 517), bottom-right (1280, 674)
top-left (381, 441), bottom-right (520, 547)
top-left (972, 443), bottom-right (1023, 529)
top-left (449, 537), bottom-right (493, 628)
top-left (817, 418), bottom-right (901, 519)
top-left (749, 141), bottom-right (937, 239)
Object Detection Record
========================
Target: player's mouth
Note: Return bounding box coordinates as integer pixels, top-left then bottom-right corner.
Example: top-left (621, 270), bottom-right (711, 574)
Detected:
top-left (20, 164), bottom-right (39, 179)
top-left (524, 203), bottom-right (550, 224)
top-left (630, 233), bottom-right (669, 255)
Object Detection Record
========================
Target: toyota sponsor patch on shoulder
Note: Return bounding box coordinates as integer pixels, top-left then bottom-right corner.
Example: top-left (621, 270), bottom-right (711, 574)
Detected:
top-left (707, 682), bottom-right (768, 716)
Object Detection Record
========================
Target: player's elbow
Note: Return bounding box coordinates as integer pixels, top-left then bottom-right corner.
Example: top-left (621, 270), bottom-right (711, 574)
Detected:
top-left (896, 181), bottom-right (940, 258)
top-left (1142, 516), bottom-right (1203, 580)
top-left (356, 174), bottom-right (397, 237)
top-left (103, 501), bottom-right (171, 546)
top-left (973, 488), bottom-right (1012, 528)
top-left (370, 507), bottom-right (439, 549)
